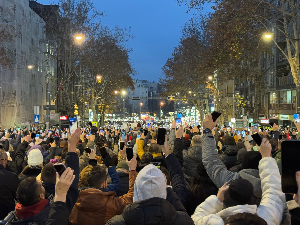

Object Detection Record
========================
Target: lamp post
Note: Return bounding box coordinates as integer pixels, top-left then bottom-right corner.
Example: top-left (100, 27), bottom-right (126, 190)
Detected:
top-left (121, 90), bottom-right (127, 120)
top-left (160, 102), bottom-right (164, 120)
top-left (140, 102), bottom-right (143, 120)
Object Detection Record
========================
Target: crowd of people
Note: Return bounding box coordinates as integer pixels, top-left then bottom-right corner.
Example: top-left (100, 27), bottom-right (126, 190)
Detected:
top-left (0, 115), bottom-right (299, 225)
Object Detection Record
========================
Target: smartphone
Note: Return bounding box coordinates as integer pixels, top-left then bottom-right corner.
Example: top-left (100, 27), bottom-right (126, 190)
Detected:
top-left (100, 130), bottom-right (103, 133)
top-left (99, 147), bottom-right (107, 158)
top-left (175, 118), bottom-right (181, 124)
top-left (157, 128), bottom-right (166, 145)
top-left (281, 141), bottom-right (300, 193)
top-left (137, 135), bottom-right (140, 139)
top-left (251, 133), bottom-right (262, 146)
top-left (269, 122), bottom-right (274, 127)
top-left (126, 147), bottom-right (134, 161)
top-left (120, 141), bottom-right (125, 150)
top-left (54, 164), bottom-right (66, 176)
top-left (211, 111), bottom-right (222, 122)
top-left (36, 134), bottom-right (39, 138)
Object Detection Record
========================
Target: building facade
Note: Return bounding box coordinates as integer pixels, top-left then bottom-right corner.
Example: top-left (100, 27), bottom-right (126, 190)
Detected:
top-left (0, 0), bottom-right (57, 128)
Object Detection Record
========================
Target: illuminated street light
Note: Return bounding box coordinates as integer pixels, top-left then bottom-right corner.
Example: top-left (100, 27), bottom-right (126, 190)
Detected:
top-left (188, 91), bottom-right (192, 94)
top-left (27, 65), bottom-right (34, 69)
top-left (96, 75), bottom-right (102, 83)
top-left (122, 90), bottom-right (126, 95)
top-left (263, 32), bottom-right (273, 42)
top-left (74, 34), bottom-right (85, 45)
top-left (140, 102), bottom-right (143, 106)
top-left (208, 75), bottom-right (213, 81)
top-left (114, 90), bottom-right (118, 94)
top-left (160, 102), bottom-right (164, 106)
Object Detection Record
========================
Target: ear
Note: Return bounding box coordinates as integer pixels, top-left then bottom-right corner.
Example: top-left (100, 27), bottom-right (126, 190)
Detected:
top-left (39, 193), bottom-right (45, 200)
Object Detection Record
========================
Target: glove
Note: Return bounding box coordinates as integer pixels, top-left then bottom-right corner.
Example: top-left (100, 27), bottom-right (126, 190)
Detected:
top-left (103, 154), bottom-right (112, 168)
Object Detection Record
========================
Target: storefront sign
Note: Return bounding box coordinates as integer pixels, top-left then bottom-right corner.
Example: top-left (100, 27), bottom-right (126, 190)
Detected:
top-left (60, 116), bottom-right (68, 121)
top-left (261, 119), bottom-right (269, 124)
top-left (279, 115), bottom-right (289, 120)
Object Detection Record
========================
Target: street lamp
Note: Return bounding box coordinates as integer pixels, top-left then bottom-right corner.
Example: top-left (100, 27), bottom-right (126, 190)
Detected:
top-left (139, 102), bottom-right (143, 120)
top-left (27, 65), bottom-right (34, 69)
top-left (96, 75), bottom-right (102, 83)
top-left (121, 90), bottom-right (127, 95)
top-left (208, 75), bottom-right (213, 81)
top-left (121, 90), bottom-right (127, 119)
top-left (74, 34), bottom-right (85, 45)
top-left (159, 102), bottom-right (164, 120)
top-left (188, 91), bottom-right (192, 94)
top-left (114, 90), bottom-right (118, 94)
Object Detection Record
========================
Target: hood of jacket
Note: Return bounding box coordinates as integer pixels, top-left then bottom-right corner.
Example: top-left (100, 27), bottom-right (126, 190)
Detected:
top-left (12, 202), bottom-right (50, 225)
top-left (43, 182), bottom-right (55, 197)
top-left (133, 164), bottom-right (167, 202)
top-left (239, 169), bottom-right (262, 199)
top-left (222, 145), bottom-right (238, 156)
top-left (217, 204), bottom-right (257, 220)
top-left (122, 198), bottom-right (180, 225)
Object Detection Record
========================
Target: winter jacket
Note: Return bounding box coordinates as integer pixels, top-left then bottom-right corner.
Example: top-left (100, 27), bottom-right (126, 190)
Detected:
top-left (11, 202), bottom-right (52, 225)
top-left (0, 164), bottom-right (19, 220)
top-left (165, 152), bottom-right (191, 206)
top-left (46, 202), bottom-right (69, 225)
top-left (202, 133), bottom-right (290, 225)
top-left (115, 170), bottom-right (129, 196)
top-left (137, 139), bottom-right (162, 160)
top-left (218, 145), bottom-right (238, 170)
top-left (106, 189), bottom-right (194, 225)
top-left (192, 157), bottom-right (286, 225)
top-left (183, 144), bottom-right (203, 184)
top-left (18, 166), bottom-right (42, 182)
top-left (79, 152), bottom-right (90, 171)
top-left (69, 171), bottom-right (138, 225)
top-left (15, 141), bottom-right (29, 174)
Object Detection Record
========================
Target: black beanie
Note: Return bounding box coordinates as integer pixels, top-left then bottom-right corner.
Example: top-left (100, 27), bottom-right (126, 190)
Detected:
top-left (224, 178), bottom-right (254, 208)
top-left (241, 151), bottom-right (262, 170)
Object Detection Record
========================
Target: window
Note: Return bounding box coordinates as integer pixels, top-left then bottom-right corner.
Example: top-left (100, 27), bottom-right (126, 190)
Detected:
top-left (270, 92), bottom-right (278, 104)
top-left (280, 90), bottom-right (287, 103)
top-left (287, 90), bottom-right (291, 103)
top-left (292, 90), bottom-right (297, 103)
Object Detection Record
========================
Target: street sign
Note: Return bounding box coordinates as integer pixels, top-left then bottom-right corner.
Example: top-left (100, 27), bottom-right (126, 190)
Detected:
top-left (34, 115), bottom-right (39, 123)
top-left (43, 105), bottom-right (56, 110)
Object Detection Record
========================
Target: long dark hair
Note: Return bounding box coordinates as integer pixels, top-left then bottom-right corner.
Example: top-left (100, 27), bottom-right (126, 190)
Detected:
top-left (186, 174), bottom-right (218, 215)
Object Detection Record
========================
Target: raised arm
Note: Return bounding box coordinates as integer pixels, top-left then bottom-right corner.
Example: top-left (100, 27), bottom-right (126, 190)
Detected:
top-left (257, 138), bottom-right (286, 225)
top-left (202, 115), bottom-right (239, 188)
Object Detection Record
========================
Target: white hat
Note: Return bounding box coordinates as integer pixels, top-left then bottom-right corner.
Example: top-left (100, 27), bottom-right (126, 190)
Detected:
top-left (28, 149), bottom-right (43, 166)
top-left (133, 164), bottom-right (167, 202)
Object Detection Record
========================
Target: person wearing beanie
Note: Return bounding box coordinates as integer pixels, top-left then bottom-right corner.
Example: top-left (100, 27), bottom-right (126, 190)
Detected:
top-left (200, 115), bottom-right (289, 224)
top-left (183, 134), bottom-right (203, 184)
top-left (18, 148), bottom-right (44, 182)
top-left (107, 164), bottom-right (194, 225)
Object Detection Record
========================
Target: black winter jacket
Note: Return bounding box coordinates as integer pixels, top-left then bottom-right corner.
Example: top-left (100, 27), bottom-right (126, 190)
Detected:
top-left (0, 165), bottom-right (19, 220)
top-left (15, 141), bottom-right (29, 174)
top-left (106, 194), bottom-right (193, 225)
top-left (46, 202), bottom-right (69, 225)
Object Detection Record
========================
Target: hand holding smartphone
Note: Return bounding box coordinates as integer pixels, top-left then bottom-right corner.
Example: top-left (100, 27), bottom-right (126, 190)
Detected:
top-left (157, 128), bottom-right (166, 145)
top-left (251, 133), bottom-right (262, 146)
top-left (211, 111), bottom-right (222, 122)
top-left (126, 147), bottom-right (134, 161)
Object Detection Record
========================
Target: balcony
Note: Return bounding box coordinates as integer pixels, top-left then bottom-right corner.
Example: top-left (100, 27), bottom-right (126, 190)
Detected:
top-left (277, 75), bottom-right (295, 89)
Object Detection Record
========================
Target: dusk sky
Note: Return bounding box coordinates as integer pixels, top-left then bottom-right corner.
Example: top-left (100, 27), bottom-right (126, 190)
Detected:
top-left (37, 0), bottom-right (211, 82)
